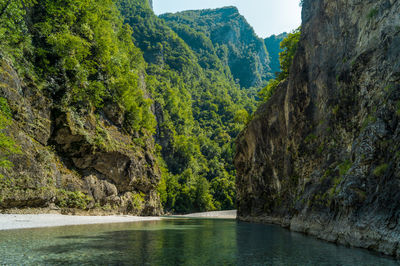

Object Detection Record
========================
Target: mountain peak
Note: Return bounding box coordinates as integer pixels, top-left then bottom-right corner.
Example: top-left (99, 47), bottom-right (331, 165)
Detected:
top-left (218, 6), bottom-right (239, 12)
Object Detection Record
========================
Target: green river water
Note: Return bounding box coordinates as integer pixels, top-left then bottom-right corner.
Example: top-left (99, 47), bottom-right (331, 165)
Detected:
top-left (0, 218), bottom-right (398, 265)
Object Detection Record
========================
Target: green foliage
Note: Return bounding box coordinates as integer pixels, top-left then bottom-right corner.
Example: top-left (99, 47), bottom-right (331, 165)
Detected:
top-left (339, 160), bottom-right (352, 177)
top-left (32, 0), bottom-right (155, 133)
top-left (210, 175), bottom-right (235, 210)
top-left (367, 8), bottom-right (378, 20)
top-left (0, 0), bottom-right (266, 214)
top-left (327, 176), bottom-right (343, 198)
top-left (332, 104), bottom-right (340, 115)
top-left (258, 79), bottom-right (281, 102)
top-left (56, 189), bottom-right (92, 209)
top-left (304, 133), bottom-right (318, 143)
top-left (131, 192), bottom-right (145, 211)
top-left (279, 27), bottom-right (301, 80)
top-left (396, 101), bottom-right (400, 116)
top-left (234, 109), bottom-right (250, 124)
top-left (361, 114), bottom-right (377, 130)
top-left (118, 0), bottom-right (258, 213)
top-left (373, 163), bottom-right (388, 177)
top-left (160, 7), bottom-right (272, 88)
top-left (259, 28), bottom-right (301, 102)
top-left (0, 97), bottom-right (20, 171)
top-left (0, 0), bottom-right (35, 63)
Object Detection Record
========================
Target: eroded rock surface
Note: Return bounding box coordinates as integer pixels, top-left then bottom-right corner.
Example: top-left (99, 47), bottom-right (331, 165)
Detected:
top-left (235, 0), bottom-right (400, 257)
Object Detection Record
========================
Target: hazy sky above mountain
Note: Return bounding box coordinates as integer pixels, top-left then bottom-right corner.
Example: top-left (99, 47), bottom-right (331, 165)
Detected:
top-left (153, 0), bottom-right (302, 37)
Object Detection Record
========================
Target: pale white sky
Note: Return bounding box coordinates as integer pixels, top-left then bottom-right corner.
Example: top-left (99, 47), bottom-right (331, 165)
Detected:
top-left (153, 0), bottom-right (302, 38)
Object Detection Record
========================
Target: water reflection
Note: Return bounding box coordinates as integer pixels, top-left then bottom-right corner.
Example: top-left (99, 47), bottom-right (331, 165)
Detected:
top-left (0, 219), bottom-right (397, 265)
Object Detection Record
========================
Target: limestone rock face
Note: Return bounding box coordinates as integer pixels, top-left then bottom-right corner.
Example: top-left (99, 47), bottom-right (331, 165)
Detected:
top-left (0, 59), bottom-right (162, 215)
top-left (235, 0), bottom-right (400, 257)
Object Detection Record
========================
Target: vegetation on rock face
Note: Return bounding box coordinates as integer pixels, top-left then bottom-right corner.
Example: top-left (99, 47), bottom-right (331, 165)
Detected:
top-left (0, 98), bottom-right (20, 173)
top-left (32, 0), bottom-right (156, 133)
top-left (0, 0), bottom-right (35, 64)
top-left (0, 0), bottom-right (161, 213)
top-left (259, 28), bottom-right (301, 102)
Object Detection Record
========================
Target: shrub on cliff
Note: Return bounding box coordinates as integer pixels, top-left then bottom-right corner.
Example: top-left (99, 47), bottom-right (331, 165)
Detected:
top-left (259, 28), bottom-right (301, 102)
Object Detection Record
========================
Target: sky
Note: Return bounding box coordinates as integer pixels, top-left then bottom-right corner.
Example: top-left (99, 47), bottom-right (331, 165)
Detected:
top-left (153, 0), bottom-right (302, 38)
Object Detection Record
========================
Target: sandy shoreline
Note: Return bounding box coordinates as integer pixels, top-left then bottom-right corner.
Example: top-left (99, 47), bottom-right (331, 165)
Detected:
top-left (176, 210), bottom-right (237, 219)
top-left (0, 214), bottom-right (161, 230)
top-left (0, 210), bottom-right (236, 230)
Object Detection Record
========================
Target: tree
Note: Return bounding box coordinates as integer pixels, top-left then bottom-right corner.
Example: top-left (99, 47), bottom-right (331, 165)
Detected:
top-left (0, 0), bottom-right (35, 61)
top-left (259, 27), bottom-right (301, 102)
top-left (278, 27), bottom-right (301, 80)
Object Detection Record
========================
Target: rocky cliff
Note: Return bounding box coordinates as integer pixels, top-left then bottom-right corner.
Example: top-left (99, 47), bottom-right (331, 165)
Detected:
top-left (235, 0), bottom-right (400, 257)
top-left (0, 59), bottom-right (162, 215)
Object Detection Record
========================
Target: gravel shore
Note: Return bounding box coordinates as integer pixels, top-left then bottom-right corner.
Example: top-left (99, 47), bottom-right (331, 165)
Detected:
top-left (176, 210), bottom-right (237, 219)
top-left (0, 214), bottom-right (161, 230)
top-left (0, 210), bottom-right (236, 230)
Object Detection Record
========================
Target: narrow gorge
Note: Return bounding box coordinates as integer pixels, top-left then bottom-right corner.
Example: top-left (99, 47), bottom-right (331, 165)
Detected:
top-left (235, 0), bottom-right (400, 257)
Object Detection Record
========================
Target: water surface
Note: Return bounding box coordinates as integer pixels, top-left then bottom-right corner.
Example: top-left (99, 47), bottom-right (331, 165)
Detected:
top-left (0, 219), bottom-right (398, 265)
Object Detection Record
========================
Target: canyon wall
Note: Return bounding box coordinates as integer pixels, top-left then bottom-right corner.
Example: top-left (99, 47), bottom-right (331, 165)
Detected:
top-left (235, 0), bottom-right (400, 257)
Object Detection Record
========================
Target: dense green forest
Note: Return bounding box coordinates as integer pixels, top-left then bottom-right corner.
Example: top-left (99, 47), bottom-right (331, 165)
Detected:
top-left (117, 0), bottom-right (261, 212)
top-left (160, 7), bottom-right (272, 89)
top-left (0, 0), bottom-right (290, 213)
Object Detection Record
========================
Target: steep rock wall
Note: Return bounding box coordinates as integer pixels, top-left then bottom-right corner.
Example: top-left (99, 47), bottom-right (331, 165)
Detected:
top-left (235, 0), bottom-right (400, 257)
top-left (0, 59), bottom-right (162, 215)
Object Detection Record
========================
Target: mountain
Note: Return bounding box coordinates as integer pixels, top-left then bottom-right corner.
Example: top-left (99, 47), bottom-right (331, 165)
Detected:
top-left (0, 0), bottom-right (269, 214)
top-left (160, 7), bottom-right (273, 88)
top-left (264, 33), bottom-right (287, 76)
top-left (235, 0), bottom-right (400, 257)
top-left (117, 0), bottom-right (258, 213)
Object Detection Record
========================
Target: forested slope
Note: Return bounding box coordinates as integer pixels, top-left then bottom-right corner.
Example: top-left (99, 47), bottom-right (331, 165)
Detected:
top-left (118, 0), bottom-right (260, 212)
top-left (0, 0), bottom-right (276, 214)
top-left (160, 7), bottom-right (272, 89)
top-left (264, 33), bottom-right (287, 76)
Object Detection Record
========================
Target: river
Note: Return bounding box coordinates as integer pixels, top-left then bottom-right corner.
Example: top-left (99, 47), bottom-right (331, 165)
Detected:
top-left (0, 218), bottom-right (398, 265)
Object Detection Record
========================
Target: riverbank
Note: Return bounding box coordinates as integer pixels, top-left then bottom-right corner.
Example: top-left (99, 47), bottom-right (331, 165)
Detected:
top-left (0, 214), bottom-right (161, 230)
top-left (174, 210), bottom-right (237, 219)
top-left (0, 210), bottom-right (237, 230)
